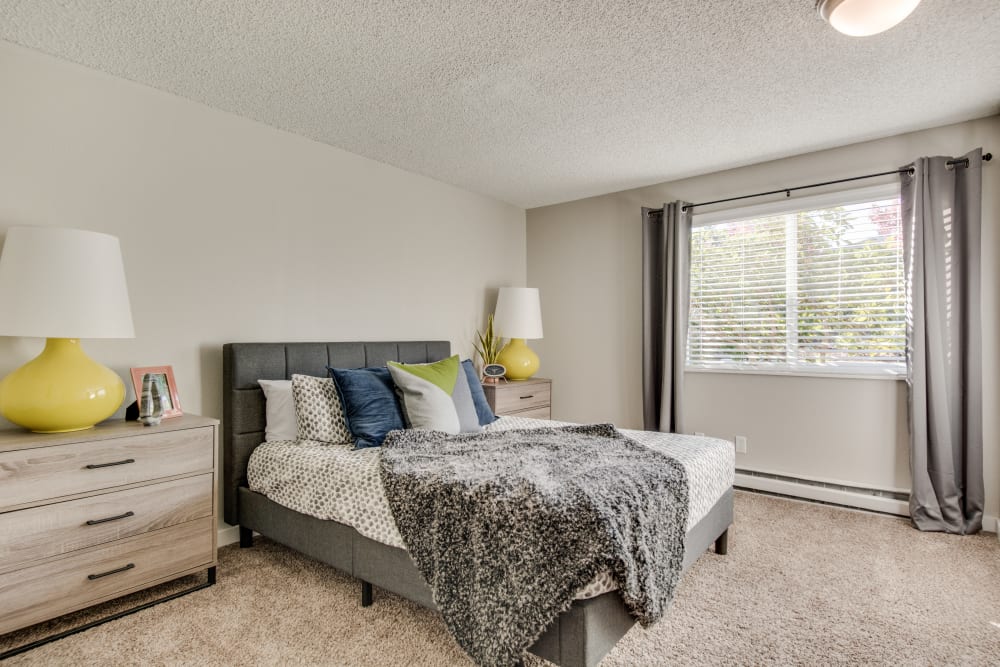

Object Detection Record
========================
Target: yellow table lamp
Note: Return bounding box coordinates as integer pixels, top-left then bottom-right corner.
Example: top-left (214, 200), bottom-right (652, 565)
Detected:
top-left (493, 287), bottom-right (543, 381)
top-left (0, 227), bottom-right (135, 432)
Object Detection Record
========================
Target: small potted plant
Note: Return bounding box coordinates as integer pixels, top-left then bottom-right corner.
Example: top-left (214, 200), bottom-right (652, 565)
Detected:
top-left (474, 313), bottom-right (505, 383)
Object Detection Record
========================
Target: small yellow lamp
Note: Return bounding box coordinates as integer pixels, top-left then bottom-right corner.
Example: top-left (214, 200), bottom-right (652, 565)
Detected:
top-left (493, 287), bottom-right (543, 381)
top-left (0, 227), bottom-right (135, 432)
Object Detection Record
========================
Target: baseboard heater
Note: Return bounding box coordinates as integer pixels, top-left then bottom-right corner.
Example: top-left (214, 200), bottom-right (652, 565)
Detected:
top-left (734, 468), bottom-right (910, 517)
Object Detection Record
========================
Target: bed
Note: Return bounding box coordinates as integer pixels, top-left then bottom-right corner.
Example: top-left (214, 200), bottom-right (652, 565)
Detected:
top-left (223, 341), bottom-right (734, 667)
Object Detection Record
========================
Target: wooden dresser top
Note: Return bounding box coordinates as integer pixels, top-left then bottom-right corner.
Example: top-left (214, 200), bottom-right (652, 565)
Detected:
top-left (0, 415), bottom-right (219, 453)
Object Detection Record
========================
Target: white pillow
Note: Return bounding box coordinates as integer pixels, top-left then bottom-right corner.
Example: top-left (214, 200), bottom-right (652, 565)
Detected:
top-left (258, 379), bottom-right (297, 442)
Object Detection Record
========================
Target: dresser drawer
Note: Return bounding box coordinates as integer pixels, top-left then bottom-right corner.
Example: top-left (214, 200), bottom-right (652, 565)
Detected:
top-left (0, 474), bottom-right (213, 574)
top-left (0, 516), bottom-right (214, 635)
top-left (492, 383), bottom-right (551, 415)
top-left (0, 426), bottom-right (214, 510)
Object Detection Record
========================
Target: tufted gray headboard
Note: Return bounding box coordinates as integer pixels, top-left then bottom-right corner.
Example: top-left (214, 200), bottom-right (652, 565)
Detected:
top-left (222, 341), bottom-right (451, 525)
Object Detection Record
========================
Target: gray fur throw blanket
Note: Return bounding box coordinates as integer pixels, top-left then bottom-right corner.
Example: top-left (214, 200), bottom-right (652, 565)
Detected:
top-left (379, 423), bottom-right (689, 666)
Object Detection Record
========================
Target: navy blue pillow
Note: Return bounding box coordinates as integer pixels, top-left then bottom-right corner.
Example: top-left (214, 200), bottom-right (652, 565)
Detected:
top-left (328, 366), bottom-right (405, 449)
top-left (461, 359), bottom-right (498, 425)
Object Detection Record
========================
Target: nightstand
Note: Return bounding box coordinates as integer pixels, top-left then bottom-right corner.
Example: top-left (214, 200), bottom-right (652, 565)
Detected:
top-left (483, 377), bottom-right (551, 419)
top-left (0, 415), bottom-right (218, 657)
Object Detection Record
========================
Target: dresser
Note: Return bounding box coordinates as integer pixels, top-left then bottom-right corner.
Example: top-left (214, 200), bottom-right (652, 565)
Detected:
top-left (0, 415), bottom-right (218, 641)
top-left (482, 377), bottom-right (552, 419)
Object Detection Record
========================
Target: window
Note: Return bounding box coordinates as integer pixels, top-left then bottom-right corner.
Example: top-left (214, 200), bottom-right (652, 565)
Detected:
top-left (687, 184), bottom-right (904, 377)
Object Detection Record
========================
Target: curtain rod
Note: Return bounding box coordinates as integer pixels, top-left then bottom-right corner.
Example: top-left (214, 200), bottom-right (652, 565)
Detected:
top-left (647, 152), bottom-right (992, 213)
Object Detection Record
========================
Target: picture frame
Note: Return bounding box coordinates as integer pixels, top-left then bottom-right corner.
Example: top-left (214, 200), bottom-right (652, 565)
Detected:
top-left (129, 365), bottom-right (183, 419)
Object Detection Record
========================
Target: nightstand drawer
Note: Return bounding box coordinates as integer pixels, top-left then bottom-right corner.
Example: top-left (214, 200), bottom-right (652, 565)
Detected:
top-left (0, 474), bottom-right (213, 573)
top-left (0, 516), bottom-right (214, 635)
top-left (506, 405), bottom-right (552, 420)
top-left (0, 427), bottom-right (214, 511)
top-left (492, 383), bottom-right (551, 414)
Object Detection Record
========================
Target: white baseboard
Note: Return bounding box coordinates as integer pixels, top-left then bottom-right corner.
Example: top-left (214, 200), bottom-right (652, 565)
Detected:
top-left (218, 524), bottom-right (241, 547)
top-left (734, 472), bottom-right (998, 535)
top-left (735, 472), bottom-right (908, 516)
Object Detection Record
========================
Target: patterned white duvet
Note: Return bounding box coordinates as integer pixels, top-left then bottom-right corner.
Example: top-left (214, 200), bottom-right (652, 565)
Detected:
top-left (247, 416), bottom-right (734, 599)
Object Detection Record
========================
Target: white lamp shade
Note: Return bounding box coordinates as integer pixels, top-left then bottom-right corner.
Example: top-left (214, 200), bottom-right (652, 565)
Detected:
top-left (0, 227), bottom-right (135, 339)
top-left (493, 287), bottom-right (543, 340)
top-left (818, 0), bottom-right (921, 37)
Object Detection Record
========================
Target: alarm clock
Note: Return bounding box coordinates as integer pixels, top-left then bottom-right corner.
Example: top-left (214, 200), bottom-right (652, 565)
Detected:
top-left (482, 364), bottom-right (506, 383)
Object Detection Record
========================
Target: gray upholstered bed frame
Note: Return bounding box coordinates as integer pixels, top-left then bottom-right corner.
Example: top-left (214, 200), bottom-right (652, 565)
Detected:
top-left (223, 341), bottom-right (733, 667)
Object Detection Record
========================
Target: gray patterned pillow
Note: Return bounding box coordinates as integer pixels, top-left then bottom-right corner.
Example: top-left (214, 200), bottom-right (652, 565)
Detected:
top-left (291, 374), bottom-right (351, 444)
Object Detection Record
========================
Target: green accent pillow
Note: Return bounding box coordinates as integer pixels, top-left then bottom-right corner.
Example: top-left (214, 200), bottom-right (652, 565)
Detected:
top-left (387, 355), bottom-right (482, 435)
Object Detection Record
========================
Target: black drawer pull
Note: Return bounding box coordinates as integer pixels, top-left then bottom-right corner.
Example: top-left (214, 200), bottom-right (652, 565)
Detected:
top-left (87, 563), bottom-right (135, 580)
top-left (520, 395), bottom-right (535, 400)
top-left (85, 511), bottom-right (135, 526)
top-left (85, 458), bottom-right (135, 469)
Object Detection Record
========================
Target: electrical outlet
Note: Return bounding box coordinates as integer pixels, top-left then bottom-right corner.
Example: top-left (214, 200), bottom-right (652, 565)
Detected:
top-left (694, 431), bottom-right (705, 437)
top-left (734, 435), bottom-right (748, 454)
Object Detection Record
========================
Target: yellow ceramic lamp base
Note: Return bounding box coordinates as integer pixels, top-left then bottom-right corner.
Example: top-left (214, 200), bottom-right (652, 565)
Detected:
top-left (0, 338), bottom-right (125, 433)
top-left (496, 338), bottom-right (540, 381)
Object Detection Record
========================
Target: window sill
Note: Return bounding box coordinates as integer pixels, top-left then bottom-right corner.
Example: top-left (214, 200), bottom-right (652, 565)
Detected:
top-left (684, 366), bottom-right (906, 381)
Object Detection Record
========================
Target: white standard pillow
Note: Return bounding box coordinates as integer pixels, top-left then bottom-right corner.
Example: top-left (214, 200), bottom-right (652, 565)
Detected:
top-left (258, 379), bottom-right (298, 442)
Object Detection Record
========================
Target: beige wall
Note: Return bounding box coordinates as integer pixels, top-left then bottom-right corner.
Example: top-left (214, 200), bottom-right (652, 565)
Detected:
top-left (528, 117), bottom-right (1000, 518)
top-left (0, 43), bottom-right (525, 477)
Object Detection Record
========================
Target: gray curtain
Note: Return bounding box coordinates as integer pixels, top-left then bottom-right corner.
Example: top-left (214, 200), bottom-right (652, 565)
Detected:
top-left (901, 148), bottom-right (984, 534)
top-left (642, 202), bottom-right (691, 432)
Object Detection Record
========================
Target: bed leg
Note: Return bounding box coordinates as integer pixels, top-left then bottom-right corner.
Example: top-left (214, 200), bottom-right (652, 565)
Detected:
top-left (361, 581), bottom-right (373, 607)
top-left (715, 528), bottom-right (729, 555)
top-left (239, 526), bottom-right (253, 548)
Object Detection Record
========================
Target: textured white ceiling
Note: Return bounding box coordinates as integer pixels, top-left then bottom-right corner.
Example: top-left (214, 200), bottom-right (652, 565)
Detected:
top-left (1, 1), bottom-right (998, 208)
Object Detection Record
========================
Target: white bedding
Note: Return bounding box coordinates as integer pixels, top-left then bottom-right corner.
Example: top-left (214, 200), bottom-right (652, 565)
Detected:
top-left (247, 416), bottom-right (734, 599)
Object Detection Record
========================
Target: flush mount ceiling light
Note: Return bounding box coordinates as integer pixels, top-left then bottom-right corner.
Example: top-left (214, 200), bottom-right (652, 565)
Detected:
top-left (817, 0), bottom-right (922, 36)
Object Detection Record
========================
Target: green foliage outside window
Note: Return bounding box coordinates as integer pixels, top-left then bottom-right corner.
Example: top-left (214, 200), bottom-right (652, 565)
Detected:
top-left (688, 199), bottom-right (904, 370)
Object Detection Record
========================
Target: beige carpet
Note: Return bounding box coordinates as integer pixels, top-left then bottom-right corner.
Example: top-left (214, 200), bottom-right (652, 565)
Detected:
top-left (3, 491), bottom-right (999, 666)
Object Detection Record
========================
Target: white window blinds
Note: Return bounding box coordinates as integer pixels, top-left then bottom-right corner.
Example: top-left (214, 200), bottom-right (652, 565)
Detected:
top-left (687, 186), bottom-right (904, 375)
